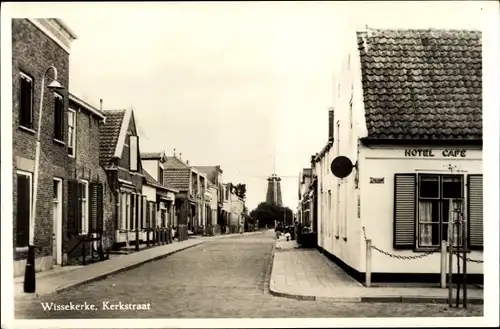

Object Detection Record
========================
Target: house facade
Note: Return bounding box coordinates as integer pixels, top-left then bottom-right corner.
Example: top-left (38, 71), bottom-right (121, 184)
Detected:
top-left (229, 190), bottom-right (245, 232)
top-left (12, 19), bottom-right (77, 276)
top-left (194, 165), bottom-right (224, 233)
top-left (163, 154), bottom-right (198, 238)
top-left (297, 168), bottom-right (312, 226)
top-left (141, 152), bottom-right (179, 242)
top-left (315, 28), bottom-right (483, 283)
top-left (65, 94), bottom-right (112, 265)
top-left (99, 108), bottom-right (147, 249)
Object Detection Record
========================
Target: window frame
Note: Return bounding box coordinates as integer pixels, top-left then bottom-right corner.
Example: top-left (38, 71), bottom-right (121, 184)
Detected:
top-left (53, 92), bottom-right (65, 144)
top-left (78, 179), bottom-right (89, 235)
top-left (15, 170), bottom-right (33, 251)
top-left (129, 135), bottom-right (139, 172)
top-left (416, 174), bottom-right (464, 250)
top-left (19, 71), bottom-right (34, 131)
top-left (67, 108), bottom-right (76, 157)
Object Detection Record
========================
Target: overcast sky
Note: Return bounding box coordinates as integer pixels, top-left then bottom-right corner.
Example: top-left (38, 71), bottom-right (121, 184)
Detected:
top-left (12, 1), bottom-right (486, 211)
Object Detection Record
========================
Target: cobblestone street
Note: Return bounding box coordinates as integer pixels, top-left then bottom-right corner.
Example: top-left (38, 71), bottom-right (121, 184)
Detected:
top-left (15, 232), bottom-right (483, 319)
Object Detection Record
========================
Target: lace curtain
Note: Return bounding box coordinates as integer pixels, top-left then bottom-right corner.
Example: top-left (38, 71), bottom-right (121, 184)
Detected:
top-left (418, 200), bottom-right (462, 247)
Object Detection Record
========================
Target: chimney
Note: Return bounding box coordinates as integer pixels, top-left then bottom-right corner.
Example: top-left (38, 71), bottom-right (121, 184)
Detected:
top-left (186, 160), bottom-right (189, 165)
top-left (179, 153), bottom-right (182, 160)
top-left (328, 108), bottom-right (334, 142)
top-left (173, 149), bottom-right (176, 157)
top-left (100, 99), bottom-right (103, 112)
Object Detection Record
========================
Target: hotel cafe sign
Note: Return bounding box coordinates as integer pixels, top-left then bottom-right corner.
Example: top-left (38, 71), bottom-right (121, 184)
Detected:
top-left (404, 148), bottom-right (467, 158)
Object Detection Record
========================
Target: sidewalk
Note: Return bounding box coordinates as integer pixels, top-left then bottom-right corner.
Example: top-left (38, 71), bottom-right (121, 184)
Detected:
top-left (269, 236), bottom-right (484, 304)
top-left (14, 231), bottom-right (263, 300)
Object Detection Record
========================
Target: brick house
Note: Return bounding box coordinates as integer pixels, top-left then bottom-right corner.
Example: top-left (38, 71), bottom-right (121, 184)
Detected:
top-left (141, 152), bottom-right (179, 241)
top-left (99, 108), bottom-right (146, 248)
top-left (314, 28), bottom-right (483, 283)
top-left (12, 19), bottom-right (77, 276)
top-left (163, 154), bottom-right (203, 237)
top-left (65, 94), bottom-right (112, 264)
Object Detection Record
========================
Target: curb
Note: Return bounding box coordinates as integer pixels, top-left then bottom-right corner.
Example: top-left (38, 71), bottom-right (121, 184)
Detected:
top-left (267, 245), bottom-right (484, 305)
top-left (55, 241), bottom-right (204, 294)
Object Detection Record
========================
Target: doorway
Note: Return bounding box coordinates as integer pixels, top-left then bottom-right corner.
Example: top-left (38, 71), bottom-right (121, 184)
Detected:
top-left (52, 178), bottom-right (63, 265)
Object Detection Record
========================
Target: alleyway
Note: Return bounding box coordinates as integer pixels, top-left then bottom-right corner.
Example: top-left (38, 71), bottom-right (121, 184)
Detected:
top-left (15, 231), bottom-right (482, 319)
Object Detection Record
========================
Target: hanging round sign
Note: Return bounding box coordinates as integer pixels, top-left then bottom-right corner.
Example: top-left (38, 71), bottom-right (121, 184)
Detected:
top-left (330, 156), bottom-right (355, 179)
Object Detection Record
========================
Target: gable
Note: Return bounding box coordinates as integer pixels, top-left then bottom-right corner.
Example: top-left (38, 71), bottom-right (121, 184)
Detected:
top-left (99, 110), bottom-right (125, 166)
top-left (357, 29), bottom-right (482, 142)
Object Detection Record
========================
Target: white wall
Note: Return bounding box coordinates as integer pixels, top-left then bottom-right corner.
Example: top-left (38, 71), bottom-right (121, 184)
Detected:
top-left (142, 159), bottom-right (159, 181)
top-left (358, 145), bottom-right (483, 274)
top-left (143, 184), bottom-right (156, 202)
top-left (317, 27), bottom-right (364, 272)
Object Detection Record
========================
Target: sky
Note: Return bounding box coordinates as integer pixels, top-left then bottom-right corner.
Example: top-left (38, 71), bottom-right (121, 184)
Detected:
top-left (17, 1), bottom-right (487, 211)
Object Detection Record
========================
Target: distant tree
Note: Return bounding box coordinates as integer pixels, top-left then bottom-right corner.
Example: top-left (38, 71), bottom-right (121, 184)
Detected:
top-left (250, 202), bottom-right (293, 228)
top-left (235, 183), bottom-right (247, 200)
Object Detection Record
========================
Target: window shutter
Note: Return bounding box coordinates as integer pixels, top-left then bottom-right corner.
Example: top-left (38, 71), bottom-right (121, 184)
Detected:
top-left (152, 203), bottom-right (157, 227)
top-left (130, 194), bottom-right (135, 230)
top-left (146, 201), bottom-right (151, 229)
top-left (67, 180), bottom-right (80, 236)
top-left (20, 76), bottom-right (32, 128)
top-left (467, 175), bottom-right (483, 250)
top-left (393, 174), bottom-right (417, 249)
top-left (89, 183), bottom-right (104, 233)
top-left (54, 95), bottom-right (63, 140)
top-left (16, 174), bottom-right (31, 247)
top-left (142, 196), bottom-right (147, 229)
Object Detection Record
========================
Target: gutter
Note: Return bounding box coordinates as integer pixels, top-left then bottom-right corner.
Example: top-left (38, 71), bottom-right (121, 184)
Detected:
top-left (53, 18), bottom-right (78, 40)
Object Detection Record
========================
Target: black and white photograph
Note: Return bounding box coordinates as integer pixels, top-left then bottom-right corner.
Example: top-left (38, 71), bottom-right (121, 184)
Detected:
top-left (1, 1), bottom-right (499, 328)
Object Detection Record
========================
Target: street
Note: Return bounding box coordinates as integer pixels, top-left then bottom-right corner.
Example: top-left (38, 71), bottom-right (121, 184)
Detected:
top-left (15, 231), bottom-right (482, 319)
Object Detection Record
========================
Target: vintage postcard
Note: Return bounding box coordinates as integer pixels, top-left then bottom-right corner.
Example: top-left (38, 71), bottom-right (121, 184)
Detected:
top-left (1, 1), bottom-right (498, 328)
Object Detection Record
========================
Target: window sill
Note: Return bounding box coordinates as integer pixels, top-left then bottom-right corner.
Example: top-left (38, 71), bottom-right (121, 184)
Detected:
top-left (414, 247), bottom-right (471, 253)
top-left (68, 153), bottom-right (75, 159)
top-left (53, 139), bottom-right (65, 146)
top-left (19, 126), bottom-right (35, 134)
top-left (15, 246), bottom-right (29, 252)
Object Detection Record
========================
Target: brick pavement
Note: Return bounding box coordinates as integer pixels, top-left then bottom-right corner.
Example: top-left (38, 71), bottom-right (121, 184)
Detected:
top-left (13, 232), bottom-right (263, 301)
top-left (270, 236), bottom-right (484, 303)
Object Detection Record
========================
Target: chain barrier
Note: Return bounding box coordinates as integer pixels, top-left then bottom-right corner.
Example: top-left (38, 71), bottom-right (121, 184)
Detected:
top-left (362, 226), bottom-right (439, 260)
top-left (452, 251), bottom-right (484, 264)
top-left (362, 226), bottom-right (484, 263)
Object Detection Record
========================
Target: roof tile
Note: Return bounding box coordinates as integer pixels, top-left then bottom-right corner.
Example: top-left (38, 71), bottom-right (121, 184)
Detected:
top-left (99, 110), bottom-right (126, 166)
top-left (357, 29), bottom-right (482, 141)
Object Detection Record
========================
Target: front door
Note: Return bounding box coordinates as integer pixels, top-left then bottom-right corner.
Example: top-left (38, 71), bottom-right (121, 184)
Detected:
top-left (52, 179), bottom-right (62, 265)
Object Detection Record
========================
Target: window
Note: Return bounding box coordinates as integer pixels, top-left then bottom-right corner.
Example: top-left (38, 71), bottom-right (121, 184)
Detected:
top-left (417, 175), bottom-right (463, 248)
top-left (68, 109), bottom-right (76, 156)
top-left (393, 173), bottom-right (482, 250)
top-left (54, 93), bottom-right (64, 142)
top-left (79, 180), bottom-right (89, 234)
top-left (16, 171), bottom-right (32, 248)
top-left (19, 72), bottom-right (33, 129)
top-left (328, 190), bottom-right (331, 237)
top-left (129, 135), bottom-right (139, 171)
top-left (159, 166), bottom-right (164, 185)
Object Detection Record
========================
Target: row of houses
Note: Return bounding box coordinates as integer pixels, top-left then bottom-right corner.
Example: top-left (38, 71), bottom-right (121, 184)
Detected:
top-left (12, 18), bottom-right (247, 277)
top-left (297, 28), bottom-right (483, 284)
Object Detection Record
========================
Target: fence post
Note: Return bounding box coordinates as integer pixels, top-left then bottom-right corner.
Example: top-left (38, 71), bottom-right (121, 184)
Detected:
top-left (366, 239), bottom-right (372, 287)
top-left (441, 240), bottom-right (447, 288)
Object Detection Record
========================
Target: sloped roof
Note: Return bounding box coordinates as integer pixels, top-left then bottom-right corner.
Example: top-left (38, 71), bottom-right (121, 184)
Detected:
top-left (165, 156), bottom-right (190, 169)
top-left (99, 110), bottom-right (126, 166)
top-left (143, 169), bottom-right (178, 192)
top-left (141, 152), bottom-right (164, 160)
top-left (357, 29), bottom-right (482, 141)
top-left (164, 169), bottom-right (190, 190)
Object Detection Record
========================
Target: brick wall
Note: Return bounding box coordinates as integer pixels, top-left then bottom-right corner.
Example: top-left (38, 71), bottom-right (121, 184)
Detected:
top-left (12, 19), bottom-right (70, 261)
top-left (66, 100), bottom-right (116, 253)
